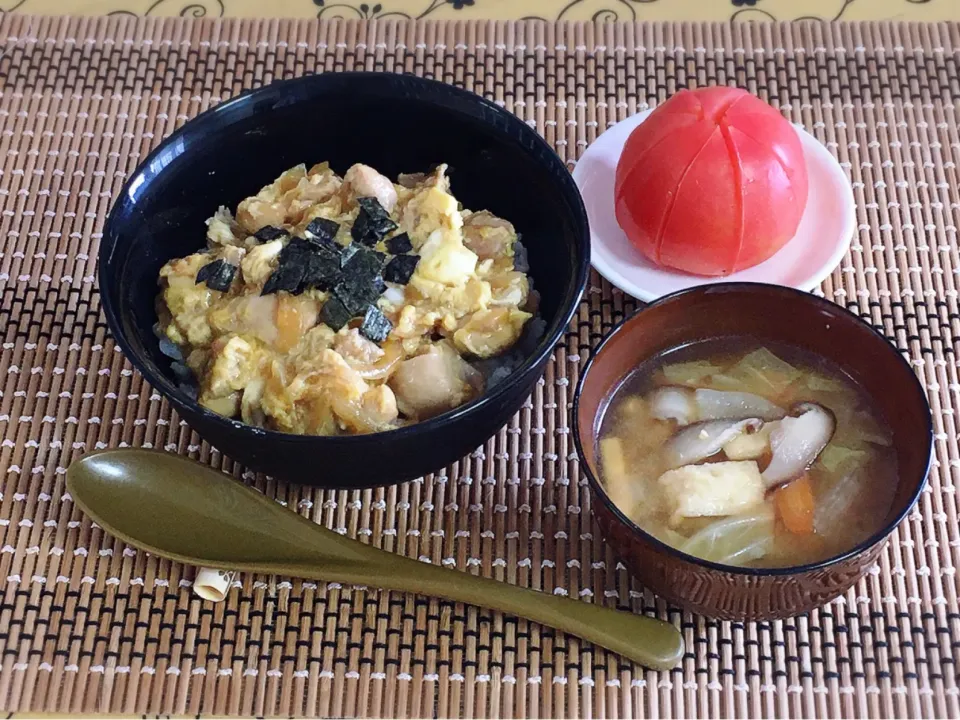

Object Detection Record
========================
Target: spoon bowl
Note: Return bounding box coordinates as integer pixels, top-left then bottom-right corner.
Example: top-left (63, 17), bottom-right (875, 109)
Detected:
top-left (66, 449), bottom-right (684, 671)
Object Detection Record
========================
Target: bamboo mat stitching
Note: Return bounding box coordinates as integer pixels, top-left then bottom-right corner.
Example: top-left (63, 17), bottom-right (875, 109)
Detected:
top-left (0, 16), bottom-right (957, 719)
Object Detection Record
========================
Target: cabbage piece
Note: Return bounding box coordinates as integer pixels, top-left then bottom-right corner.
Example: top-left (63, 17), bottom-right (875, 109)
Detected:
top-left (851, 410), bottom-right (894, 446)
top-left (661, 361), bottom-right (723, 387)
top-left (702, 373), bottom-right (743, 391)
top-left (728, 348), bottom-right (802, 396)
top-left (647, 524), bottom-right (688, 549)
top-left (813, 470), bottom-right (864, 537)
top-left (803, 372), bottom-right (847, 393)
top-left (814, 455), bottom-right (897, 543)
top-left (830, 405), bottom-right (894, 450)
top-left (679, 505), bottom-right (776, 566)
top-left (818, 444), bottom-right (867, 474)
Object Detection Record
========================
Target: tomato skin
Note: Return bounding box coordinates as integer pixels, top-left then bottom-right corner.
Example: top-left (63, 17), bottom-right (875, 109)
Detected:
top-left (614, 87), bottom-right (809, 276)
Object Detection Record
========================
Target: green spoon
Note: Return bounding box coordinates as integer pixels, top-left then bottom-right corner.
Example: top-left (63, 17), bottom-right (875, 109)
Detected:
top-left (66, 449), bottom-right (684, 670)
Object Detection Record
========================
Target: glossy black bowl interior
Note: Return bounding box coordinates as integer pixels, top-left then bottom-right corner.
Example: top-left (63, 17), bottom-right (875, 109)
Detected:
top-left (100, 72), bottom-right (589, 488)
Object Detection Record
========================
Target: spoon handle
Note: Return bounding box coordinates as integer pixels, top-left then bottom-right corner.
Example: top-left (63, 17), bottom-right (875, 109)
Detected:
top-left (65, 450), bottom-right (684, 671)
top-left (289, 547), bottom-right (684, 671)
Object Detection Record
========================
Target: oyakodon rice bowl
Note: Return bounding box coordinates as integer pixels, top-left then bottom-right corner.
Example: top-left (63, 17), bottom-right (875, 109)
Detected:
top-left (155, 161), bottom-right (544, 436)
top-left (100, 72), bottom-right (590, 487)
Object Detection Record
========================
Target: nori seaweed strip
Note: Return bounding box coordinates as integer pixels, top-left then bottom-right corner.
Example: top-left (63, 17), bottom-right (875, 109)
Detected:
top-left (340, 243), bottom-right (360, 268)
top-left (319, 296), bottom-right (352, 331)
top-left (357, 196), bottom-right (391, 220)
top-left (307, 234), bottom-right (343, 259)
top-left (333, 277), bottom-right (384, 316)
top-left (385, 232), bottom-right (413, 254)
top-left (351, 197), bottom-right (398, 246)
top-left (299, 252), bottom-right (342, 292)
top-left (383, 254), bottom-right (419, 285)
top-left (341, 246), bottom-right (386, 281)
top-left (262, 262), bottom-right (306, 295)
top-left (195, 259), bottom-right (237, 292)
top-left (254, 225), bottom-right (288, 242)
top-left (305, 217), bottom-right (340, 244)
top-left (280, 237), bottom-right (315, 260)
top-left (359, 305), bottom-right (393, 343)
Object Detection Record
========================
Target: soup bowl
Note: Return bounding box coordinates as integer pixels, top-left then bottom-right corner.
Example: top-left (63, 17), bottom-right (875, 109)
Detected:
top-left (573, 283), bottom-right (932, 620)
top-left (100, 72), bottom-right (590, 489)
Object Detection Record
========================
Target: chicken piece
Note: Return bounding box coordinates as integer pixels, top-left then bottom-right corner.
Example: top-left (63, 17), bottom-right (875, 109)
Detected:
top-left (159, 252), bottom-right (217, 346)
top-left (453, 307), bottom-right (532, 358)
top-left (416, 229), bottom-right (478, 286)
top-left (343, 163), bottom-right (398, 212)
top-left (389, 342), bottom-right (483, 420)
top-left (240, 239), bottom-right (283, 286)
top-left (208, 294), bottom-right (279, 346)
top-left (462, 210), bottom-right (516, 260)
top-left (360, 385), bottom-right (399, 428)
top-left (657, 461), bottom-right (765, 527)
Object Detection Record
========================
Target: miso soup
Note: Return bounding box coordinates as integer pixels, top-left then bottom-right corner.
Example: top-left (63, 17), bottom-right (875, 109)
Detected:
top-left (597, 340), bottom-right (898, 569)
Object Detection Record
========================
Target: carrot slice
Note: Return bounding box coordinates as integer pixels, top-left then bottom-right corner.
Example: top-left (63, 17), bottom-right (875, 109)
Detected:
top-left (775, 474), bottom-right (815, 535)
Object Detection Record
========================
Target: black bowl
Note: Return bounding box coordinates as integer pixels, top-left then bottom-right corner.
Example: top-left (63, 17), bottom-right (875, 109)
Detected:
top-left (100, 72), bottom-right (590, 489)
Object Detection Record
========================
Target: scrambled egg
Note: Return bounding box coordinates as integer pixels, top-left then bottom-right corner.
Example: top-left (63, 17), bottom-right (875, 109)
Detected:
top-left (157, 162), bottom-right (535, 435)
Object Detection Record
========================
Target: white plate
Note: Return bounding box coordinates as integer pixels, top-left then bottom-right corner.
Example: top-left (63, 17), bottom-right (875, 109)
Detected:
top-left (572, 110), bottom-right (856, 302)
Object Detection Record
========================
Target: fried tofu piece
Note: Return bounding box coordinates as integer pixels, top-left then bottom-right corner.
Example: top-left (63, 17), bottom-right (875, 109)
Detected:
top-left (657, 461), bottom-right (765, 526)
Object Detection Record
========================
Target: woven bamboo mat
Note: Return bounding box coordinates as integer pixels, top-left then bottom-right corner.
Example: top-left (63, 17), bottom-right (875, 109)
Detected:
top-left (0, 15), bottom-right (958, 719)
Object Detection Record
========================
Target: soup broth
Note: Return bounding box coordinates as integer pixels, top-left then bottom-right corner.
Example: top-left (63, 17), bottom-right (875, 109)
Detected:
top-left (597, 340), bottom-right (898, 569)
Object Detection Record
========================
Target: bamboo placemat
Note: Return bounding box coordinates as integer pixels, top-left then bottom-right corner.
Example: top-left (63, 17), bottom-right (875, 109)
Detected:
top-left (0, 15), bottom-right (958, 719)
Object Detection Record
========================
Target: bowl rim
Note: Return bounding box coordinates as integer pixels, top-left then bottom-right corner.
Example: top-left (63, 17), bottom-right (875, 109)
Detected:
top-left (572, 281), bottom-right (933, 578)
top-left (101, 70), bottom-right (591, 445)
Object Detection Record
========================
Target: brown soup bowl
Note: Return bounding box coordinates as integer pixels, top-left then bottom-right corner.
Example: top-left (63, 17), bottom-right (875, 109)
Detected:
top-left (573, 283), bottom-right (932, 621)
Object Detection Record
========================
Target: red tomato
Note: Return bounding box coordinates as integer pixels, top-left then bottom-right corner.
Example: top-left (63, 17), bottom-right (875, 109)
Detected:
top-left (614, 87), bottom-right (809, 276)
